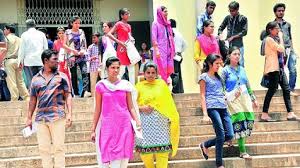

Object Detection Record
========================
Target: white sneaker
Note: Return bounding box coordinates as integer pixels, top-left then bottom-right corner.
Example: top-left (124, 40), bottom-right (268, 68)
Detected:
top-left (290, 91), bottom-right (298, 96)
top-left (84, 91), bottom-right (92, 98)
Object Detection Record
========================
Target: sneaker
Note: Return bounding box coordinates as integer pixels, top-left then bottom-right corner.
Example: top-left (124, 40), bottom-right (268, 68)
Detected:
top-left (84, 91), bottom-right (92, 98)
top-left (290, 91), bottom-right (298, 96)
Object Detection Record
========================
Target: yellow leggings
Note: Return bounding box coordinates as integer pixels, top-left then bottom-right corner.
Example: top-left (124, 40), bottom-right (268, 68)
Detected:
top-left (140, 152), bottom-right (169, 168)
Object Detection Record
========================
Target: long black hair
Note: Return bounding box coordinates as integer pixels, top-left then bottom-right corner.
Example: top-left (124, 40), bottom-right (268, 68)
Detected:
top-left (202, 54), bottom-right (222, 80)
top-left (224, 46), bottom-right (240, 65)
top-left (261, 21), bottom-right (278, 40)
top-left (201, 20), bottom-right (214, 34)
top-left (119, 8), bottom-right (129, 21)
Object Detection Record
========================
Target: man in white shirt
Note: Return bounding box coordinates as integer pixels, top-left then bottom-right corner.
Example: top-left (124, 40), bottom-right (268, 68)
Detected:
top-left (170, 19), bottom-right (187, 94)
top-left (18, 19), bottom-right (48, 88)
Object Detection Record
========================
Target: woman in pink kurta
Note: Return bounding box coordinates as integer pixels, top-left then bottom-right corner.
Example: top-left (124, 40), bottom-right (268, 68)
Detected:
top-left (152, 6), bottom-right (175, 84)
top-left (91, 57), bottom-right (141, 168)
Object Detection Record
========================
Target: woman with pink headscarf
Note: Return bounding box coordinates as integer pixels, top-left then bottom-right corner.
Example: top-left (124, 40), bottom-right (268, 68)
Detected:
top-left (151, 6), bottom-right (175, 84)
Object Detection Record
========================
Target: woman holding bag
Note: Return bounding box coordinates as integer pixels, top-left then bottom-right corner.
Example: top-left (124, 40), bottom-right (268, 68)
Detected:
top-left (151, 6), bottom-right (175, 84)
top-left (222, 46), bottom-right (258, 159)
top-left (107, 8), bottom-right (138, 84)
top-left (261, 21), bottom-right (299, 121)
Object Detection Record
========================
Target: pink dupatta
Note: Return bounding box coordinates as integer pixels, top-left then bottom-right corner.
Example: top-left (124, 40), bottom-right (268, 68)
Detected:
top-left (156, 6), bottom-right (175, 83)
top-left (197, 34), bottom-right (220, 56)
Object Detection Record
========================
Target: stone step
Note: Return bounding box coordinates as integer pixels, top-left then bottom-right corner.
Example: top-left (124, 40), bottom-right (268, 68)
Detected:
top-left (174, 95), bottom-right (300, 104)
top-left (3, 106), bottom-right (300, 126)
top-left (9, 102), bottom-right (296, 118)
top-left (1, 136), bottom-right (300, 159)
top-left (0, 113), bottom-right (300, 136)
top-left (1, 129), bottom-right (299, 149)
top-left (181, 130), bottom-right (300, 148)
top-left (3, 95), bottom-right (300, 117)
top-left (67, 153), bottom-right (300, 168)
top-left (2, 152), bottom-right (300, 168)
top-left (0, 117), bottom-right (300, 136)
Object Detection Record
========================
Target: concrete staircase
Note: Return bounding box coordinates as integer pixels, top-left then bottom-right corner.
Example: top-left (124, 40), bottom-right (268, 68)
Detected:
top-left (0, 90), bottom-right (300, 168)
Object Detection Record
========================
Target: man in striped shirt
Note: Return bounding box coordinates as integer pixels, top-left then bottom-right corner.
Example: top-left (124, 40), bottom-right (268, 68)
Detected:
top-left (26, 49), bottom-right (72, 168)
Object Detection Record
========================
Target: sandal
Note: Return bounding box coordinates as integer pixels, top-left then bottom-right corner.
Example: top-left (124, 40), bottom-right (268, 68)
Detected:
top-left (199, 143), bottom-right (208, 160)
top-left (227, 140), bottom-right (234, 147)
top-left (240, 153), bottom-right (252, 159)
top-left (260, 117), bottom-right (277, 122)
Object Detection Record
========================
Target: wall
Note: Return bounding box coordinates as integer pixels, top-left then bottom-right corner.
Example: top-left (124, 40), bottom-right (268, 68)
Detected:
top-left (99, 0), bottom-right (150, 22)
top-left (0, 0), bottom-right (18, 23)
top-left (153, 0), bottom-right (300, 93)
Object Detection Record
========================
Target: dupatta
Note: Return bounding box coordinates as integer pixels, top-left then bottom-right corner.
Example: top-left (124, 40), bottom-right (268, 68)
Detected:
top-left (197, 34), bottom-right (220, 56)
top-left (135, 79), bottom-right (180, 156)
top-left (156, 7), bottom-right (176, 83)
top-left (100, 79), bottom-right (140, 118)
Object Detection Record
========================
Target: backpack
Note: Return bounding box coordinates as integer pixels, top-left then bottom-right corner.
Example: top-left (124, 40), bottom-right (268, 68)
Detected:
top-left (0, 69), bottom-right (11, 101)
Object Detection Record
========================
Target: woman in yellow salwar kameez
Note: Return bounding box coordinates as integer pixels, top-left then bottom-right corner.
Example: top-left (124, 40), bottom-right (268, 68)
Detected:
top-left (135, 62), bottom-right (180, 168)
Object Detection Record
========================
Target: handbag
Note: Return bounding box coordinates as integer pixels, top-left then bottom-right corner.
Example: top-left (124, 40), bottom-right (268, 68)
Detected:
top-left (0, 69), bottom-right (11, 101)
top-left (125, 35), bottom-right (141, 65)
top-left (260, 75), bottom-right (269, 88)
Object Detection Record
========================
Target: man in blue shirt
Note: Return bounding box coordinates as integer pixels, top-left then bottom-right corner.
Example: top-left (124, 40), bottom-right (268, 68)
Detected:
top-left (196, 1), bottom-right (216, 36)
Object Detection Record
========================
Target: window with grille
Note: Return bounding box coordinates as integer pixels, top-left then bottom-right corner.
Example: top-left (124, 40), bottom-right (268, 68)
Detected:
top-left (25, 0), bottom-right (94, 25)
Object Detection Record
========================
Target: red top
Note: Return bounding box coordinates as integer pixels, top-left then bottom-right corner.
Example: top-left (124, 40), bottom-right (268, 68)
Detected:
top-left (115, 21), bottom-right (131, 65)
top-left (53, 39), bottom-right (64, 52)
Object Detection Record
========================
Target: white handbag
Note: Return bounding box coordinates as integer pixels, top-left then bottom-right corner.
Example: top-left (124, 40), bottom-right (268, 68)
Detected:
top-left (101, 36), bottom-right (117, 78)
top-left (126, 34), bottom-right (141, 65)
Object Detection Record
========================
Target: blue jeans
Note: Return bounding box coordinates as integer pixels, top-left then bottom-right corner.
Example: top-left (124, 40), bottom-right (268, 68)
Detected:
top-left (203, 108), bottom-right (234, 167)
top-left (287, 50), bottom-right (297, 91)
top-left (239, 46), bottom-right (245, 67)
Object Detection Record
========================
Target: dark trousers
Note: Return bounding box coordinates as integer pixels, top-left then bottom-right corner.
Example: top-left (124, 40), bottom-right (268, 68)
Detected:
top-left (23, 66), bottom-right (42, 89)
top-left (171, 60), bottom-right (184, 93)
top-left (204, 108), bottom-right (234, 167)
top-left (263, 71), bottom-right (292, 113)
top-left (70, 61), bottom-right (89, 97)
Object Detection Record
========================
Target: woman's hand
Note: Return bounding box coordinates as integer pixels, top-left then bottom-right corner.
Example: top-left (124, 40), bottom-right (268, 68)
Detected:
top-left (155, 50), bottom-right (160, 58)
top-left (235, 88), bottom-right (242, 99)
top-left (72, 50), bottom-right (79, 56)
top-left (119, 42), bottom-right (127, 48)
top-left (79, 50), bottom-right (85, 56)
top-left (136, 120), bottom-right (142, 131)
top-left (203, 115), bottom-right (211, 122)
top-left (278, 31), bottom-right (283, 39)
top-left (91, 131), bottom-right (96, 143)
top-left (252, 100), bottom-right (259, 111)
top-left (141, 105), bottom-right (153, 113)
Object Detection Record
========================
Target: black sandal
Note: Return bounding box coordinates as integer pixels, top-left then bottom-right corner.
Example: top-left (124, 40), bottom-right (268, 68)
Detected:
top-left (199, 143), bottom-right (208, 160)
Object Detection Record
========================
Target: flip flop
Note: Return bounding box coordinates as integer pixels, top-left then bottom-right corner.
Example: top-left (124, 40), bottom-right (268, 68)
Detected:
top-left (260, 118), bottom-right (277, 122)
top-left (199, 143), bottom-right (208, 160)
top-left (240, 153), bottom-right (252, 159)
